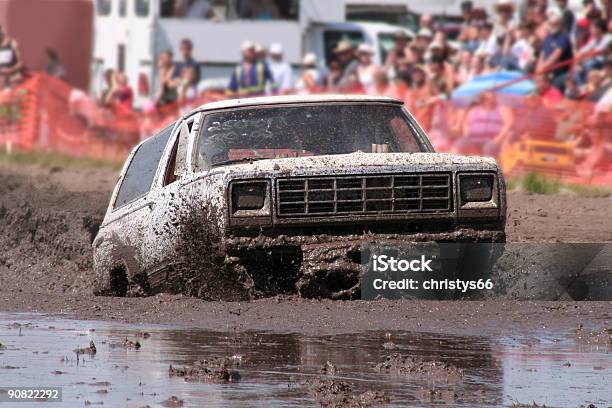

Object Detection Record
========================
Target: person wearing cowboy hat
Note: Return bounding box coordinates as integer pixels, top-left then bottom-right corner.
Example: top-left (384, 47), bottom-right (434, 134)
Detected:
top-left (331, 40), bottom-right (359, 88)
top-left (416, 28), bottom-right (433, 50)
top-left (356, 43), bottom-right (380, 92)
top-left (493, 0), bottom-right (517, 42)
top-left (383, 30), bottom-right (412, 78)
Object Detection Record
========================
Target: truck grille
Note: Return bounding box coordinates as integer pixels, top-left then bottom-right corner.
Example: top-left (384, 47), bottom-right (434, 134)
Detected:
top-left (277, 174), bottom-right (452, 217)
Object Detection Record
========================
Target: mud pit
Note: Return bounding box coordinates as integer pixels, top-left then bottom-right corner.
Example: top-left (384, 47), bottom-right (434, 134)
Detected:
top-left (0, 313), bottom-right (609, 407)
top-left (0, 160), bottom-right (611, 331)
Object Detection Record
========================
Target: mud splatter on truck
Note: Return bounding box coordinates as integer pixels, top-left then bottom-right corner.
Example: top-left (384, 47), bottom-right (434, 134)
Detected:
top-left (92, 95), bottom-right (506, 300)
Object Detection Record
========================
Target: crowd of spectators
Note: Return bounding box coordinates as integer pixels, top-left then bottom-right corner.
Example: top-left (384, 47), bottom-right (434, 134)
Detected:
top-left (2, 0), bottom-right (611, 174)
top-left (89, 0), bottom-right (612, 174)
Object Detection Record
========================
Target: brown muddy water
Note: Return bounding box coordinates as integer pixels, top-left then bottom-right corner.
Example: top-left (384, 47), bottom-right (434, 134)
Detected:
top-left (0, 314), bottom-right (609, 407)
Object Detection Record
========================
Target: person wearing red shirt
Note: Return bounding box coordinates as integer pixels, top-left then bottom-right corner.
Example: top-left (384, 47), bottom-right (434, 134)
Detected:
top-left (104, 72), bottom-right (133, 117)
top-left (534, 74), bottom-right (563, 107)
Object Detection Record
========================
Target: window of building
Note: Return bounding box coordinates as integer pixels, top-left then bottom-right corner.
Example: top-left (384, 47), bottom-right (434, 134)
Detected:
top-left (160, 0), bottom-right (299, 20)
top-left (119, 0), bottom-right (127, 16)
top-left (97, 0), bottom-right (112, 16)
top-left (135, 0), bottom-right (151, 17)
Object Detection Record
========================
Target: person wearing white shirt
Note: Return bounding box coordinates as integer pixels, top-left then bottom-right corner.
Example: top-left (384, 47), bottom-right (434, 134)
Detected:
top-left (267, 43), bottom-right (293, 94)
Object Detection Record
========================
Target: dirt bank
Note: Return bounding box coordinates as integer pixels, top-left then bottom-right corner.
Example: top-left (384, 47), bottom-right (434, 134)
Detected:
top-left (0, 160), bottom-right (611, 335)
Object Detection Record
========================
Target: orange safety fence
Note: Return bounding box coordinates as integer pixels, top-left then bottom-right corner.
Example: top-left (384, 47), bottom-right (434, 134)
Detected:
top-left (0, 72), bottom-right (610, 185)
top-left (0, 74), bottom-right (41, 151)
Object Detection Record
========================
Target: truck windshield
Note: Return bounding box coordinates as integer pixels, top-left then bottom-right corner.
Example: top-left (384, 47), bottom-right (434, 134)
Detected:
top-left (194, 103), bottom-right (427, 170)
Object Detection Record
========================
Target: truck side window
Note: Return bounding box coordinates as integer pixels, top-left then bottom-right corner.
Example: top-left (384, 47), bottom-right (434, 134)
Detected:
top-left (114, 122), bottom-right (176, 210)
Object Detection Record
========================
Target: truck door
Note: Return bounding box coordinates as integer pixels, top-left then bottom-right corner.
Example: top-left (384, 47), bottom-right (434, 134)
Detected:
top-left (143, 113), bottom-right (202, 288)
top-left (93, 121), bottom-right (176, 290)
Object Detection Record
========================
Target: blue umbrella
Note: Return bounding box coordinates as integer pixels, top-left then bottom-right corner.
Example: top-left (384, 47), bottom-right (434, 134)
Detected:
top-left (451, 71), bottom-right (535, 99)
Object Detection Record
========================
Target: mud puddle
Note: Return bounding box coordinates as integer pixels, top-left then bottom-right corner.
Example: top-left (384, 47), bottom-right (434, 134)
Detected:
top-left (0, 313), bottom-right (609, 407)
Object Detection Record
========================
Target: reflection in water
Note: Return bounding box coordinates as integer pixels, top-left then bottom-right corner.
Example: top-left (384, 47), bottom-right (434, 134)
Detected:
top-left (0, 314), bottom-right (608, 407)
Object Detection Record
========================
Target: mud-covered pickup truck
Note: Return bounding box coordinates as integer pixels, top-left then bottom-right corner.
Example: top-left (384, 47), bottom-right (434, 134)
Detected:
top-left (93, 95), bottom-right (506, 300)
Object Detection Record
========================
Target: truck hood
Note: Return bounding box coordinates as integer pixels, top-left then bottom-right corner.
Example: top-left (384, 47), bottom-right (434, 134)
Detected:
top-left (209, 152), bottom-right (499, 178)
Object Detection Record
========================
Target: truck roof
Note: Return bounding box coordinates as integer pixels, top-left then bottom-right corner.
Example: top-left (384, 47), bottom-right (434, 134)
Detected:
top-left (193, 94), bottom-right (403, 113)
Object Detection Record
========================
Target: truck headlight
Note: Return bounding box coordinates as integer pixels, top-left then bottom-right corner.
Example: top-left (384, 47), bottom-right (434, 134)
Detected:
top-left (457, 173), bottom-right (500, 222)
top-left (460, 175), bottom-right (494, 203)
top-left (232, 182), bottom-right (267, 211)
top-left (229, 180), bottom-right (271, 224)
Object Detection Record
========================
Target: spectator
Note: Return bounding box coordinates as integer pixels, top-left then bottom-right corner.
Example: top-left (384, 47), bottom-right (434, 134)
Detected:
top-left (510, 22), bottom-right (536, 71)
top-left (356, 44), bottom-right (380, 92)
top-left (460, 21), bottom-right (481, 53)
top-left (370, 70), bottom-right (398, 99)
top-left (327, 60), bottom-right (343, 91)
top-left (538, 9), bottom-right (574, 92)
top-left (454, 91), bottom-right (513, 154)
top-left (104, 72), bottom-right (133, 117)
top-left (427, 54), bottom-right (454, 97)
top-left (227, 41), bottom-right (275, 96)
top-left (580, 69), bottom-right (605, 100)
top-left (44, 48), bottom-right (67, 80)
top-left (575, 17), bottom-right (592, 48)
top-left (415, 28), bottom-right (433, 51)
top-left (155, 50), bottom-right (178, 106)
top-left (475, 21), bottom-right (499, 60)
top-left (99, 69), bottom-right (114, 106)
top-left (0, 24), bottom-right (23, 83)
top-left (267, 43), bottom-right (293, 94)
top-left (295, 53), bottom-right (322, 94)
top-left (534, 73), bottom-right (564, 107)
top-left (254, 43), bottom-right (267, 61)
top-left (460, 0), bottom-right (474, 28)
top-left (420, 14), bottom-right (434, 31)
top-left (330, 40), bottom-right (359, 89)
top-left (493, 0), bottom-right (516, 40)
top-left (455, 49), bottom-right (474, 84)
top-left (251, 0), bottom-right (280, 20)
top-left (177, 65), bottom-right (199, 102)
top-left (405, 65), bottom-right (435, 131)
top-left (484, 93), bottom-right (556, 156)
top-left (555, 0), bottom-right (575, 33)
top-left (582, 0), bottom-right (602, 21)
top-left (175, 39), bottom-right (200, 86)
top-left (173, 0), bottom-right (216, 19)
top-left (575, 19), bottom-right (611, 83)
top-left (384, 31), bottom-right (411, 78)
top-left (431, 31), bottom-right (450, 61)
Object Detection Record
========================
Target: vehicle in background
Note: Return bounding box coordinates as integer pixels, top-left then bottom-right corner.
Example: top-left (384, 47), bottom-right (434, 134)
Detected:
top-left (91, 0), bottom-right (413, 105)
top-left (500, 140), bottom-right (576, 175)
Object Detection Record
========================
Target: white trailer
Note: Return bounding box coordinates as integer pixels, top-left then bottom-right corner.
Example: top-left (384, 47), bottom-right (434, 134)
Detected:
top-left (91, 0), bottom-right (414, 105)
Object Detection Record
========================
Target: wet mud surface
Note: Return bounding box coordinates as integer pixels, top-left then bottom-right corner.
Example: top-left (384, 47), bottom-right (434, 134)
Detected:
top-left (0, 161), bottom-right (610, 330)
top-left (0, 313), bottom-right (609, 407)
